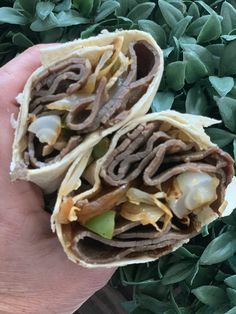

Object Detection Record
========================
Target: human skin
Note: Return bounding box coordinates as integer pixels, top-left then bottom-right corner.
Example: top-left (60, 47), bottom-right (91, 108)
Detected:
top-left (0, 46), bottom-right (115, 314)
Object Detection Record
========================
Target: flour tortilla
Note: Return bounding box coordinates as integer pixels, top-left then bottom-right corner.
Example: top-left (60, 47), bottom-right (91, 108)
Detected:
top-left (11, 30), bottom-right (163, 193)
top-left (52, 111), bottom-right (236, 268)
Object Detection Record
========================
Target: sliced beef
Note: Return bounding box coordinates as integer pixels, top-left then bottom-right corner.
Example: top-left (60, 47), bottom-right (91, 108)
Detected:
top-left (30, 58), bottom-right (92, 111)
top-left (28, 133), bottom-right (82, 168)
top-left (65, 222), bottom-right (196, 264)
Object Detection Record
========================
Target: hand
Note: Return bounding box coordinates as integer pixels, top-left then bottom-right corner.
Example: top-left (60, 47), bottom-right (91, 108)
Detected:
top-left (0, 46), bottom-right (115, 314)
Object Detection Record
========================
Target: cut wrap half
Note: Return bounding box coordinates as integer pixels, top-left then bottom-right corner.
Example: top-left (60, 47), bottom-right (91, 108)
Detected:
top-left (11, 30), bottom-right (163, 193)
top-left (52, 111), bottom-right (236, 268)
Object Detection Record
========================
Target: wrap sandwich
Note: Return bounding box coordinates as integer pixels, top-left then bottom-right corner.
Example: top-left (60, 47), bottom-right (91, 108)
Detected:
top-left (11, 30), bottom-right (163, 193)
top-left (52, 111), bottom-right (236, 268)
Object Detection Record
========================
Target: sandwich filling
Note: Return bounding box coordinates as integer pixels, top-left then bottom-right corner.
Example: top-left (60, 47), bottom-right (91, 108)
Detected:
top-left (57, 121), bottom-right (234, 264)
top-left (24, 39), bottom-right (160, 168)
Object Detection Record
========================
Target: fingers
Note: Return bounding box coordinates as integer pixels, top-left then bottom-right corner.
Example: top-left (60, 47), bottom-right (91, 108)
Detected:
top-left (0, 44), bottom-right (50, 107)
top-left (0, 45), bottom-right (48, 178)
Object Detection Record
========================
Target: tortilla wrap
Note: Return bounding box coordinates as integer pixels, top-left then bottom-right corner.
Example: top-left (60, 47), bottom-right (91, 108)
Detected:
top-left (52, 111), bottom-right (236, 268)
top-left (11, 30), bottom-right (163, 193)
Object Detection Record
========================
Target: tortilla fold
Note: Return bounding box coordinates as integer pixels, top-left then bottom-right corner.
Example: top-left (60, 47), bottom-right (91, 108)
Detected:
top-left (52, 111), bottom-right (236, 268)
top-left (11, 30), bottom-right (163, 193)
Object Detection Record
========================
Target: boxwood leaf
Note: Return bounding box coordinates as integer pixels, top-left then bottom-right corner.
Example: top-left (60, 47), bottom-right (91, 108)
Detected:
top-left (234, 138), bottom-right (236, 161)
top-left (220, 40), bottom-right (236, 76)
top-left (152, 91), bottom-right (174, 112)
top-left (179, 36), bottom-right (197, 45)
top-left (206, 128), bottom-right (236, 147)
top-left (116, 0), bottom-right (128, 16)
top-left (166, 61), bottom-right (186, 91)
top-left (12, 32), bottom-right (33, 48)
top-left (227, 288), bottom-right (236, 306)
top-left (138, 20), bottom-right (166, 48)
top-left (158, 0), bottom-right (184, 28)
top-left (138, 294), bottom-right (171, 312)
top-left (221, 1), bottom-right (236, 35)
top-left (197, 13), bottom-right (222, 43)
top-left (216, 96), bottom-right (236, 132)
top-left (127, 2), bottom-right (155, 22)
top-left (229, 256), bottom-right (236, 273)
top-left (76, 0), bottom-right (94, 16)
top-left (200, 231), bottom-right (236, 265)
top-left (95, 0), bottom-right (120, 22)
top-left (80, 23), bottom-right (98, 38)
top-left (0, 7), bottom-right (28, 25)
top-left (192, 286), bottom-right (227, 306)
top-left (36, 1), bottom-right (55, 21)
top-left (56, 0), bottom-right (71, 12)
top-left (182, 43), bottom-right (214, 79)
top-left (225, 275), bottom-right (236, 289)
top-left (209, 76), bottom-right (234, 97)
top-left (171, 16), bottom-right (192, 39)
top-left (18, 0), bottom-right (37, 15)
top-left (183, 51), bottom-right (208, 83)
top-left (161, 261), bottom-right (195, 285)
top-left (188, 2), bottom-right (200, 20)
top-left (185, 85), bottom-right (208, 115)
top-left (222, 34), bottom-right (236, 41)
top-left (187, 15), bottom-right (209, 36)
top-left (163, 47), bottom-right (174, 58)
top-left (225, 306), bottom-right (236, 314)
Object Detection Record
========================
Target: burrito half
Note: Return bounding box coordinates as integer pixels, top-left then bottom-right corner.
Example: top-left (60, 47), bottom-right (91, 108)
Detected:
top-left (52, 111), bottom-right (236, 268)
top-left (11, 30), bottom-right (163, 193)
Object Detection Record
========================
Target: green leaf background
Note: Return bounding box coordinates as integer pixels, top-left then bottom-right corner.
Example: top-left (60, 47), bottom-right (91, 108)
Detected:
top-left (1, 0), bottom-right (236, 313)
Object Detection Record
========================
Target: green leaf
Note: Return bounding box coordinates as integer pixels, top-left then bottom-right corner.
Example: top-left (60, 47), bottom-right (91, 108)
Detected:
top-left (200, 231), bottom-right (236, 265)
top-left (18, 0), bottom-right (37, 15)
top-left (161, 261), bottom-right (195, 285)
top-left (187, 15), bottom-right (209, 36)
top-left (0, 7), bottom-right (28, 25)
top-left (192, 286), bottom-right (227, 306)
top-left (127, 2), bottom-right (155, 22)
top-left (95, 0), bottom-right (120, 22)
top-left (188, 2), bottom-right (200, 20)
top-left (234, 139), bottom-right (236, 161)
top-left (80, 23), bottom-right (98, 38)
top-left (179, 36), bottom-right (197, 45)
top-left (182, 44), bottom-right (214, 83)
top-left (116, 0), bottom-right (128, 16)
top-left (216, 96), bottom-right (236, 132)
top-left (84, 210), bottom-right (116, 239)
top-left (122, 300), bottom-right (138, 312)
top-left (36, 2), bottom-right (55, 21)
top-left (225, 275), bottom-right (236, 289)
top-left (12, 32), bottom-right (33, 48)
top-left (174, 247), bottom-right (198, 259)
top-left (227, 288), bottom-right (236, 306)
top-left (138, 20), bottom-right (166, 48)
top-left (221, 35), bottom-right (236, 41)
top-left (228, 256), bottom-right (236, 274)
top-left (163, 47), bottom-right (174, 58)
top-left (183, 51), bottom-right (208, 83)
top-left (76, 0), bottom-right (94, 16)
top-left (185, 85), bottom-right (208, 115)
top-left (151, 91), bottom-right (174, 112)
top-left (197, 13), bottom-right (222, 43)
top-left (158, 0), bottom-right (184, 28)
top-left (206, 128), bottom-right (236, 147)
top-left (209, 76), bottom-right (234, 97)
top-left (171, 16), bottom-right (192, 39)
top-left (221, 1), bottom-right (236, 35)
top-left (220, 40), bottom-right (236, 76)
top-left (166, 61), bottom-right (186, 91)
top-left (138, 294), bottom-right (171, 312)
top-left (54, 0), bottom-right (72, 12)
top-left (197, 0), bottom-right (220, 16)
top-left (225, 306), bottom-right (236, 314)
